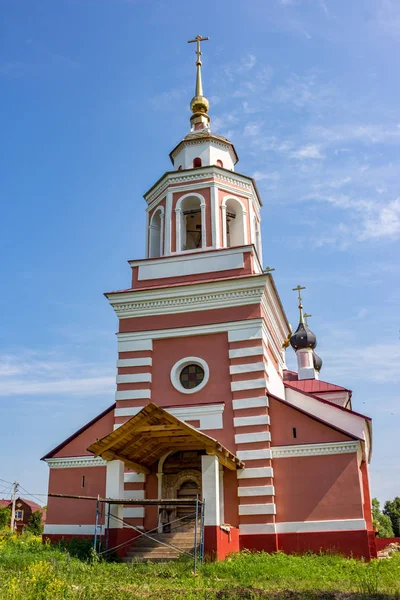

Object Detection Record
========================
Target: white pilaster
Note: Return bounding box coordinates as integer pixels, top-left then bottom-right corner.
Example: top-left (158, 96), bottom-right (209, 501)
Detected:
top-left (201, 454), bottom-right (220, 526)
top-left (105, 460), bottom-right (125, 528)
top-left (201, 200), bottom-right (207, 249)
top-left (221, 204), bottom-right (227, 247)
top-left (165, 191), bottom-right (172, 255)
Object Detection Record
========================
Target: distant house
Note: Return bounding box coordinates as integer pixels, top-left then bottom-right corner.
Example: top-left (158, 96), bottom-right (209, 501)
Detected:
top-left (0, 497), bottom-right (46, 533)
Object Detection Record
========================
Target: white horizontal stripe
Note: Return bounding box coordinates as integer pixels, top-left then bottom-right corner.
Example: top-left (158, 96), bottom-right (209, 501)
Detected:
top-left (234, 415), bottom-right (270, 427)
top-left (231, 379), bottom-right (266, 392)
top-left (237, 467), bottom-right (274, 479)
top-left (230, 363), bottom-right (265, 375)
top-left (238, 485), bottom-right (275, 497)
top-left (124, 490), bottom-right (145, 500)
top-left (227, 324), bottom-right (262, 343)
top-left (113, 424), bottom-right (122, 430)
top-left (117, 358), bottom-right (152, 367)
top-left (233, 397), bottom-right (268, 410)
top-left (239, 503), bottom-right (276, 516)
top-left (44, 524), bottom-right (103, 535)
top-left (116, 373), bottom-right (151, 384)
top-left (115, 390), bottom-right (151, 400)
top-left (123, 507), bottom-right (145, 518)
top-left (115, 406), bottom-right (144, 418)
top-left (229, 346), bottom-right (264, 359)
top-left (271, 441), bottom-right (360, 459)
top-left (235, 431), bottom-right (271, 444)
top-left (239, 523), bottom-right (275, 535)
top-left (237, 449), bottom-right (272, 460)
top-left (275, 519), bottom-right (367, 533)
top-left (124, 472), bottom-right (146, 483)
top-left (118, 339), bottom-right (152, 352)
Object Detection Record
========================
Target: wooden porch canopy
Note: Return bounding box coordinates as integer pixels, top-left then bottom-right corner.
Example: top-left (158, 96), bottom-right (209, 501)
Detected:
top-left (87, 402), bottom-right (244, 474)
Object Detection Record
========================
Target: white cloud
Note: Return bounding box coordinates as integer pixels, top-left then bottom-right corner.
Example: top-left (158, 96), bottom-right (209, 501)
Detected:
top-left (323, 341), bottom-right (400, 383)
top-left (358, 198), bottom-right (400, 241)
top-left (243, 122), bottom-right (263, 137)
top-left (291, 144), bottom-right (324, 160)
top-left (0, 350), bottom-right (115, 397)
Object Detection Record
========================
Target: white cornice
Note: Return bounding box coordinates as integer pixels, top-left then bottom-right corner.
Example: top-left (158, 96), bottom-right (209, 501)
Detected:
top-left (144, 167), bottom-right (259, 207)
top-left (128, 245), bottom-right (252, 268)
top-left (45, 456), bottom-right (106, 469)
top-left (271, 441), bottom-right (360, 459)
top-left (107, 275), bottom-right (267, 319)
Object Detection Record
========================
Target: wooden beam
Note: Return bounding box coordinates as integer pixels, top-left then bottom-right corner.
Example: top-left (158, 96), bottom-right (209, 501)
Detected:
top-left (102, 451), bottom-right (151, 475)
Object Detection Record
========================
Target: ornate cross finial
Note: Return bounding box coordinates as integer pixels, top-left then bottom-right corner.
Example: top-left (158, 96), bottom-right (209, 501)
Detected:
top-left (188, 35), bottom-right (209, 66)
top-left (304, 313), bottom-right (312, 326)
top-left (263, 266), bottom-right (275, 274)
top-left (292, 285), bottom-right (306, 306)
top-left (292, 285), bottom-right (306, 324)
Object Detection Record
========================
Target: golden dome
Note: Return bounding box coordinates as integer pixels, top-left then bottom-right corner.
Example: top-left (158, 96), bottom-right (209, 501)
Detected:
top-left (190, 94), bottom-right (210, 115)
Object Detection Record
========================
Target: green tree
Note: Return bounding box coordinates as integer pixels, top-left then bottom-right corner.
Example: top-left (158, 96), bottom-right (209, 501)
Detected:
top-left (383, 497), bottom-right (400, 537)
top-left (372, 498), bottom-right (394, 538)
top-left (0, 506), bottom-right (11, 529)
top-left (25, 510), bottom-right (43, 535)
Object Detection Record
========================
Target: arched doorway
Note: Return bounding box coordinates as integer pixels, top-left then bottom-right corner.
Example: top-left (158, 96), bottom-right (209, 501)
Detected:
top-left (176, 479), bottom-right (201, 522)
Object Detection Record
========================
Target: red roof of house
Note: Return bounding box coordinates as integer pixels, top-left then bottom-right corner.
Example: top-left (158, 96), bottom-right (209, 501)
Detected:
top-left (283, 370), bottom-right (350, 394)
top-left (0, 497), bottom-right (44, 511)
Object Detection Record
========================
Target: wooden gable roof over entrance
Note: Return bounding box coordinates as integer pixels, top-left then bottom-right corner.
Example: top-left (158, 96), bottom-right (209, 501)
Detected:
top-left (88, 403), bottom-right (244, 474)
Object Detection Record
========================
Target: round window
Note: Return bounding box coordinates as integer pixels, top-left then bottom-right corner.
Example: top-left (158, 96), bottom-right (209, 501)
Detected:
top-left (170, 357), bottom-right (209, 394)
top-left (179, 364), bottom-right (205, 389)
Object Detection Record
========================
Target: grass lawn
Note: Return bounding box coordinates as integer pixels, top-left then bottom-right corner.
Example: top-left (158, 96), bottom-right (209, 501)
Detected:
top-left (0, 533), bottom-right (399, 599)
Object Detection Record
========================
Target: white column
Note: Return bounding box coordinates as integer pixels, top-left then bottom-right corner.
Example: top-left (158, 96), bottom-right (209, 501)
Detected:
top-left (157, 472), bottom-right (163, 532)
top-left (219, 465), bottom-right (225, 524)
top-left (201, 201), bottom-right (207, 248)
top-left (221, 204), bottom-right (227, 248)
top-left (145, 209), bottom-right (150, 258)
top-left (242, 210), bottom-right (249, 244)
top-left (201, 454), bottom-right (220, 526)
top-left (175, 207), bottom-right (182, 252)
top-left (159, 213), bottom-right (165, 256)
top-left (210, 184), bottom-right (219, 247)
top-left (105, 460), bottom-right (124, 528)
top-left (165, 191), bottom-right (172, 255)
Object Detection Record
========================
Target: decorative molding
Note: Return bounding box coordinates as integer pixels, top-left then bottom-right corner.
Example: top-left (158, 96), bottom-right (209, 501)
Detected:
top-left (144, 167), bottom-right (256, 207)
top-left (238, 503), bottom-right (276, 516)
top-left (237, 467), bottom-right (274, 479)
top-left (271, 441), bottom-right (360, 459)
top-left (234, 415), bottom-right (270, 428)
top-left (115, 403), bottom-right (225, 430)
top-left (45, 456), bottom-right (106, 469)
top-left (117, 318), bottom-right (264, 344)
top-left (232, 397), bottom-right (268, 410)
top-left (238, 485), bottom-right (275, 497)
top-left (109, 286), bottom-right (265, 319)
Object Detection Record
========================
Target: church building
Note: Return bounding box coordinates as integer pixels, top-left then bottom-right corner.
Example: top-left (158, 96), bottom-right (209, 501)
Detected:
top-left (42, 36), bottom-right (376, 560)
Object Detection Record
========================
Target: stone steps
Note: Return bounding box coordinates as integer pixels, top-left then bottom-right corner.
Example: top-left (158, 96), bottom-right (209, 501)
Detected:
top-left (123, 529), bottom-right (200, 563)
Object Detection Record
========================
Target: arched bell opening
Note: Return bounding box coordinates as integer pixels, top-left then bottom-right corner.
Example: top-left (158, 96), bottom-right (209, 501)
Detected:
top-left (148, 208), bottom-right (164, 258)
top-left (177, 194), bottom-right (206, 251)
top-left (224, 198), bottom-right (246, 248)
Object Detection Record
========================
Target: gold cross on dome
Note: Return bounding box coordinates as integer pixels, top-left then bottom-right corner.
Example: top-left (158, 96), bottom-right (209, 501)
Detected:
top-left (188, 35), bottom-right (209, 65)
top-left (304, 313), bottom-right (312, 326)
top-left (292, 284), bottom-right (306, 306)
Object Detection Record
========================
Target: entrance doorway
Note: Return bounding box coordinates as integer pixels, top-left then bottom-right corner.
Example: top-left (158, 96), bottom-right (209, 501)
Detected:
top-left (176, 479), bottom-right (201, 522)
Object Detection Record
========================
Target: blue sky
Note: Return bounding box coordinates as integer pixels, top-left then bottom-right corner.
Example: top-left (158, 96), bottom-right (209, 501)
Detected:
top-left (0, 0), bottom-right (399, 506)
